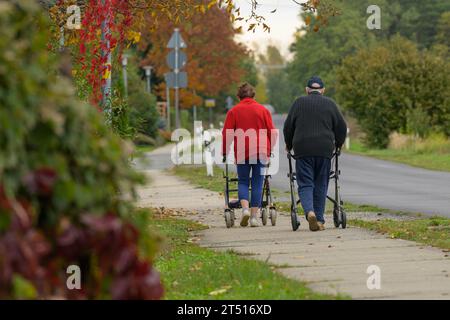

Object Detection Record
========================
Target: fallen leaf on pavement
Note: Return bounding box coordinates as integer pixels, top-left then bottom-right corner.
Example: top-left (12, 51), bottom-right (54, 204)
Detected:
top-left (209, 286), bottom-right (231, 296)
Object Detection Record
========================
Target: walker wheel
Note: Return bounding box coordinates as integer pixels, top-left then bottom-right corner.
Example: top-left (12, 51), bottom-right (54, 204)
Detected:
top-left (333, 206), bottom-right (340, 228)
top-left (341, 209), bottom-right (347, 229)
top-left (270, 208), bottom-right (277, 226)
top-left (224, 210), bottom-right (233, 228)
top-left (333, 206), bottom-right (347, 229)
top-left (261, 208), bottom-right (268, 226)
top-left (291, 208), bottom-right (300, 231)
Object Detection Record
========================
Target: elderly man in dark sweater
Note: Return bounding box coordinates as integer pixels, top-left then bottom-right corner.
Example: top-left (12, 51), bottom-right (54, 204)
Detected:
top-left (283, 76), bottom-right (347, 231)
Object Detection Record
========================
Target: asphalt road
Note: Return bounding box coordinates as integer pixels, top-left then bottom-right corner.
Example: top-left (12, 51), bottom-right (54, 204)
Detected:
top-left (270, 114), bottom-right (450, 218)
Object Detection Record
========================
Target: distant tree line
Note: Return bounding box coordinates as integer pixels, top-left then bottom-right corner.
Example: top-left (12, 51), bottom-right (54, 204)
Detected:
top-left (264, 0), bottom-right (450, 148)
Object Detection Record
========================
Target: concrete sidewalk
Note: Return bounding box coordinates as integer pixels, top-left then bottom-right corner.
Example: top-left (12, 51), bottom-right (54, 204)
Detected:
top-left (137, 168), bottom-right (450, 300)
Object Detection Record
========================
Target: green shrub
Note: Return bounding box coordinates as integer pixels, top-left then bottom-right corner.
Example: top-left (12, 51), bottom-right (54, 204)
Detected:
top-left (337, 36), bottom-right (450, 148)
top-left (0, 1), bottom-right (162, 299)
top-left (109, 89), bottom-right (137, 140)
top-left (129, 89), bottom-right (159, 138)
top-left (116, 54), bottom-right (160, 138)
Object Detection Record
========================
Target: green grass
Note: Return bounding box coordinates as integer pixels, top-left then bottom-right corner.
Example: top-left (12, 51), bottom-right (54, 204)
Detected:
top-left (347, 140), bottom-right (450, 172)
top-left (170, 164), bottom-right (234, 193)
top-left (146, 209), bottom-right (342, 300)
top-left (349, 217), bottom-right (450, 250)
top-left (275, 199), bottom-right (390, 215)
top-left (135, 144), bottom-right (156, 154)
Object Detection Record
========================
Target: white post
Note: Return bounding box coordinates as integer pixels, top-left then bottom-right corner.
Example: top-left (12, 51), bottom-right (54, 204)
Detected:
top-left (203, 131), bottom-right (214, 177)
top-left (345, 128), bottom-right (350, 150)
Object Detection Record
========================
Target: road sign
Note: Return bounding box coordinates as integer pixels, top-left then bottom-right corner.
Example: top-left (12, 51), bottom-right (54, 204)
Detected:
top-left (166, 50), bottom-right (187, 70)
top-left (205, 99), bottom-right (216, 108)
top-left (165, 72), bottom-right (188, 89)
top-left (167, 28), bottom-right (187, 49)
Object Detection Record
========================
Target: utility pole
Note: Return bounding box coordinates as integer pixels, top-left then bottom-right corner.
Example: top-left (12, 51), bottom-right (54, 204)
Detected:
top-left (166, 28), bottom-right (187, 130)
top-left (166, 84), bottom-right (171, 131)
top-left (193, 105), bottom-right (197, 122)
top-left (174, 28), bottom-right (181, 129)
top-left (192, 89), bottom-right (197, 123)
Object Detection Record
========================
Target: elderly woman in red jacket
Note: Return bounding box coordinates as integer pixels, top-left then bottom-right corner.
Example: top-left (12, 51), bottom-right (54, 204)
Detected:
top-left (222, 83), bottom-right (277, 227)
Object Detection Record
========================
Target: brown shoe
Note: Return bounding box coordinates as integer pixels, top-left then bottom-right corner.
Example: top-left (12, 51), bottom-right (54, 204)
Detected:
top-left (306, 211), bottom-right (319, 232)
top-left (317, 222), bottom-right (325, 231)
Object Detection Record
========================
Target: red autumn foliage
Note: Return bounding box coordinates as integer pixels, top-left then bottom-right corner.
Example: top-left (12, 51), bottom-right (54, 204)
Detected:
top-left (76, 0), bottom-right (133, 105)
top-left (0, 170), bottom-right (163, 300)
top-left (139, 3), bottom-right (248, 108)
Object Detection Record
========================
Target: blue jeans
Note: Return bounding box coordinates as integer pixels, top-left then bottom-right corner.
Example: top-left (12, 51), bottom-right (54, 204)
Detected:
top-left (237, 161), bottom-right (265, 208)
top-left (295, 157), bottom-right (331, 223)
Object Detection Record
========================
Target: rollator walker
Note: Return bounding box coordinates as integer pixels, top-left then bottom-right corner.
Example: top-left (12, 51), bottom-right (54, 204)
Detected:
top-left (287, 148), bottom-right (346, 231)
top-left (223, 160), bottom-right (277, 228)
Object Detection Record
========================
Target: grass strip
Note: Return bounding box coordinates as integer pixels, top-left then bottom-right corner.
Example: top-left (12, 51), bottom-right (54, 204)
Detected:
top-left (143, 208), bottom-right (342, 300)
top-left (349, 217), bottom-right (450, 250)
top-left (347, 141), bottom-right (450, 173)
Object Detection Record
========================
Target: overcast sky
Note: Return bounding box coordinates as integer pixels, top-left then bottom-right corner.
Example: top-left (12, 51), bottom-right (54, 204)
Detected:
top-left (234, 0), bottom-right (305, 59)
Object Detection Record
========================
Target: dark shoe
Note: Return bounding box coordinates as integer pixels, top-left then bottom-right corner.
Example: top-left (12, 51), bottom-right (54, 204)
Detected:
top-left (307, 211), bottom-right (319, 231)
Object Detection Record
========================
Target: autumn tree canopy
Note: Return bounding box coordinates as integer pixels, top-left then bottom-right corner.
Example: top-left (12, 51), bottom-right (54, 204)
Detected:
top-left (44, 0), bottom-right (332, 106)
top-left (139, 4), bottom-right (249, 109)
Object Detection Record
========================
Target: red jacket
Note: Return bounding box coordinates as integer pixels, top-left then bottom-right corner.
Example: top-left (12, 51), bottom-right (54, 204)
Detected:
top-left (222, 98), bottom-right (277, 163)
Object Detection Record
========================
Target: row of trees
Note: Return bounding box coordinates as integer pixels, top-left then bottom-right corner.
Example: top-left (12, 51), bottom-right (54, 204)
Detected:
top-left (337, 37), bottom-right (450, 147)
top-left (47, 0), bottom-right (261, 138)
top-left (266, 0), bottom-right (450, 147)
top-left (138, 3), bottom-right (256, 115)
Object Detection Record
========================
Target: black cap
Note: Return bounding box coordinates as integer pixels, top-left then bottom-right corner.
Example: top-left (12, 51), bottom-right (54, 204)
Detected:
top-left (307, 76), bottom-right (324, 89)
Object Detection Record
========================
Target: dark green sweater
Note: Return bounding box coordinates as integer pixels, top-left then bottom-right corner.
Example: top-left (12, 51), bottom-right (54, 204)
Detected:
top-left (283, 92), bottom-right (347, 159)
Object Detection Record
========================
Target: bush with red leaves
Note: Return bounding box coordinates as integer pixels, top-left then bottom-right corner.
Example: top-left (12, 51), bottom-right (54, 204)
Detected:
top-left (0, 174), bottom-right (163, 300)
